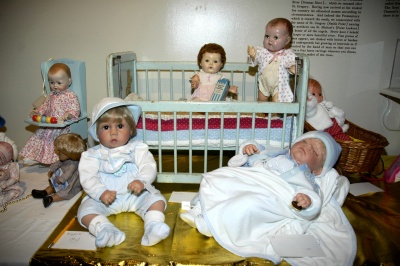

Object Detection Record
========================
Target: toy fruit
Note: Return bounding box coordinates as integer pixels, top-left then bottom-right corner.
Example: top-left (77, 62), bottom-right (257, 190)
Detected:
top-left (45, 116), bottom-right (52, 123)
top-left (50, 117), bottom-right (57, 124)
top-left (36, 115), bottom-right (42, 122)
top-left (32, 115), bottom-right (37, 122)
top-left (41, 116), bottom-right (47, 123)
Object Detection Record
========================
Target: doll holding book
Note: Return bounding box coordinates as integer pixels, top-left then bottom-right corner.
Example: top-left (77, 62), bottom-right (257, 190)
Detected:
top-left (190, 43), bottom-right (238, 101)
top-left (31, 133), bottom-right (86, 208)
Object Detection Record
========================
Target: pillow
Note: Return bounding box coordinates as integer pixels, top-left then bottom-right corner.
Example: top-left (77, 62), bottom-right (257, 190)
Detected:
top-left (0, 141), bottom-right (13, 166)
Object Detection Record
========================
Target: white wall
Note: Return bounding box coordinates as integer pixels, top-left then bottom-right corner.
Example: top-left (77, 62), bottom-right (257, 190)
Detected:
top-left (0, 0), bottom-right (399, 155)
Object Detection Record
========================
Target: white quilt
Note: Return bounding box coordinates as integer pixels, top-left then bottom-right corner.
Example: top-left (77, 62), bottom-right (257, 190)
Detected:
top-left (198, 166), bottom-right (356, 266)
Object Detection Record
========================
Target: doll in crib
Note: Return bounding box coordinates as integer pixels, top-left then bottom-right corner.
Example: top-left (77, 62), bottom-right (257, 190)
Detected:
top-left (31, 133), bottom-right (86, 208)
top-left (190, 43), bottom-right (238, 101)
top-left (306, 78), bottom-right (351, 141)
top-left (248, 18), bottom-right (296, 103)
top-left (19, 63), bottom-right (80, 165)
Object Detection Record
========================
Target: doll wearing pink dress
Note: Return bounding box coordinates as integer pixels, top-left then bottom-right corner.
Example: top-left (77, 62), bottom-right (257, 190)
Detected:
top-left (190, 43), bottom-right (238, 101)
top-left (19, 63), bottom-right (80, 165)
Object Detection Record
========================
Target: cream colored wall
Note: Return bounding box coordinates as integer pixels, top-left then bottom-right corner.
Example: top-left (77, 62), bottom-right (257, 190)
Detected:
top-left (0, 0), bottom-right (399, 155)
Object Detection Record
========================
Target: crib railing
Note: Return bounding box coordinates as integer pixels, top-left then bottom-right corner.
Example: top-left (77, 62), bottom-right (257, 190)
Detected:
top-left (106, 52), bottom-right (309, 183)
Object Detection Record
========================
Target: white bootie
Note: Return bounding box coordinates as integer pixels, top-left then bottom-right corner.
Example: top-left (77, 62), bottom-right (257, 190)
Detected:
top-left (88, 215), bottom-right (126, 247)
top-left (180, 200), bottom-right (202, 228)
top-left (195, 215), bottom-right (212, 237)
top-left (141, 210), bottom-right (170, 246)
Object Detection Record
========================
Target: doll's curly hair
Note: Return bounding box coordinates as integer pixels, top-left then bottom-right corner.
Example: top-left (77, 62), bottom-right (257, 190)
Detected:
top-left (197, 43), bottom-right (226, 69)
top-left (54, 133), bottom-right (86, 161)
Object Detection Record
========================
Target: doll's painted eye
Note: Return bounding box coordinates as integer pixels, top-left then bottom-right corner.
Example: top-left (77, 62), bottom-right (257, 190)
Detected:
top-left (117, 124), bottom-right (124, 129)
top-left (102, 125), bottom-right (109, 130)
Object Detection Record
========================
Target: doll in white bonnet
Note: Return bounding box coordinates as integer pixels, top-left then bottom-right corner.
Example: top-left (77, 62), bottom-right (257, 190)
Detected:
top-left (77, 97), bottom-right (170, 248)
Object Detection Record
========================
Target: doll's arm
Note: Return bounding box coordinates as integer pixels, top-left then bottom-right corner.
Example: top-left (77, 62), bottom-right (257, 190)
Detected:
top-left (79, 152), bottom-right (108, 201)
top-left (190, 74), bottom-right (200, 90)
top-left (282, 50), bottom-right (297, 74)
top-left (133, 142), bottom-right (157, 184)
top-left (247, 46), bottom-right (256, 61)
top-left (57, 162), bottom-right (78, 183)
top-left (60, 92), bottom-right (80, 121)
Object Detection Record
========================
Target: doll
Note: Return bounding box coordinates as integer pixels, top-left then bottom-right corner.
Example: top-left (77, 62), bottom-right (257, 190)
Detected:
top-left (306, 78), bottom-right (350, 141)
top-left (31, 133), bottom-right (86, 208)
top-left (77, 97), bottom-right (169, 248)
top-left (0, 162), bottom-right (23, 208)
top-left (248, 18), bottom-right (296, 103)
top-left (190, 43), bottom-right (238, 101)
top-left (0, 115), bottom-right (19, 165)
top-left (19, 63), bottom-right (80, 165)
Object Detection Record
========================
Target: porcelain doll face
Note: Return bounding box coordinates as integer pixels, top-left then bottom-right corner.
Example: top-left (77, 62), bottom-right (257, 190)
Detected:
top-left (48, 70), bottom-right (71, 93)
top-left (200, 52), bottom-right (223, 74)
top-left (290, 138), bottom-right (326, 175)
top-left (263, 22), bottom-right (291, 53)
top-left (308, 80), bottom-right (323, 103)
top-left (97, 117), bottom-right (133, 149)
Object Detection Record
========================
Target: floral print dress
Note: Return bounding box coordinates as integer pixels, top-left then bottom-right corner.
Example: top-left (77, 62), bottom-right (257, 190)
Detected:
top-left (19, 89), bottom-right (80, 164)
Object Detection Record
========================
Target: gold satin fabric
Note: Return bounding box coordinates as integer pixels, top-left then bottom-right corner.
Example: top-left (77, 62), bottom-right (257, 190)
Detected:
top-left (30, 156), bottom-right (400, 265)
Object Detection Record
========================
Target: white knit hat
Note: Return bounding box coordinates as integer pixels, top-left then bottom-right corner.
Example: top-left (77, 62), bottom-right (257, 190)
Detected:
top-left (88, 97), bottom-right (142, 142)
top-left (294, 131), bottom-right (342, 177)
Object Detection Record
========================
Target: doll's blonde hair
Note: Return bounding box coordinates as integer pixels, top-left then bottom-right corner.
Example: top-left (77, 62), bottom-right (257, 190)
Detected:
top-left (54, 133), bottom-right (86, 161)
top-left (267, 18), bottom-right (293, 49)
top-left (197, 43), bottom-right (226, 70)
top-left (96, 106), bottom-right (137, 138)
top-left (48, 63), bottom-right (72, 79)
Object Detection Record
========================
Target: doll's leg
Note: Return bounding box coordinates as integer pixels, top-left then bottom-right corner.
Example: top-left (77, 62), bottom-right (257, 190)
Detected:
top-left (32, 186), bottom-right (54, 199)
top-left (87, 215), bottom-right (126, 247)
top-left (78, 198), bottom-right (125, 248)
top-left (141, 200), bottom-right (170, 246)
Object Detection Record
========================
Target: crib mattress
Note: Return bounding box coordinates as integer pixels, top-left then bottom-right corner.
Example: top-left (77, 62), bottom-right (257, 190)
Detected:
top-left (30, 168), bottom-right (400, 265)
top-left (135, 112), bottom-right (297, 148)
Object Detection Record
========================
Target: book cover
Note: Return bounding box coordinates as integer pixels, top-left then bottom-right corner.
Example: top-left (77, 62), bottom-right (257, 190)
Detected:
top-left (210, 78), bottom-right (230, 101)
top-left (49, 168), bottom-right (68, 192)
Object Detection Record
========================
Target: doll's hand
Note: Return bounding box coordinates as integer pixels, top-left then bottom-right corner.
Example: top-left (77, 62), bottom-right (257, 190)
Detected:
top-left (128, 180), bottom-right (145, 195)
top-left (29, 110), bottom-right (40, 117)
top-left (229, 86), bottom-right (238, 94)
top-left (293, 193), bottom-right (311, 209)
top-left (247, 46), bottom-right (256, 61)
top-left (190, 74), bottom-right (200, 90)
top-left (100, 190), bottom-right (117, 206)
top-left (288, 65), bottom-right (296, 75)
top-left (243, 144), bottom-right (259, 155)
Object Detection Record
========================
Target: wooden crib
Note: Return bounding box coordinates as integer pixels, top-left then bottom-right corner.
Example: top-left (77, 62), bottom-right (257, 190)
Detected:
top-left (105, 51), bottom-right (309, 184)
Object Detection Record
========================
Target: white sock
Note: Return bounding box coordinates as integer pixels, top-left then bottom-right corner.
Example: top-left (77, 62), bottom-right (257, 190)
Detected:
top-left (141, 210), bottom-right (170, 246)
top-left (88, 215), bottom-right (126, 247)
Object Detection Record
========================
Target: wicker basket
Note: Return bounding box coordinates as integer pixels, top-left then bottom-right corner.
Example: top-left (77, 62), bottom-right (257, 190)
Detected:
top-left (304, 120), bottom-right (389, 173)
